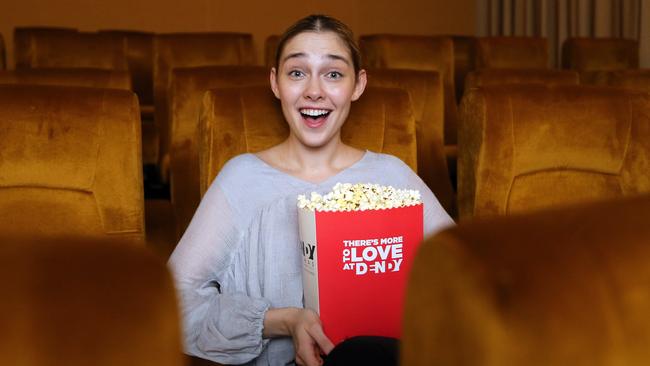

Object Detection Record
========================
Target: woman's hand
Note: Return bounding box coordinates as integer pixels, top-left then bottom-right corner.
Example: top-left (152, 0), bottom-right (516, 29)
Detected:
top-left (264, 307), bottom-right (334, 366)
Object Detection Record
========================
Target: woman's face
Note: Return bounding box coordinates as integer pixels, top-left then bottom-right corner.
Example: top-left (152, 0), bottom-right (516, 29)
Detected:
top-left (271, 31), bottom-right (366, 149)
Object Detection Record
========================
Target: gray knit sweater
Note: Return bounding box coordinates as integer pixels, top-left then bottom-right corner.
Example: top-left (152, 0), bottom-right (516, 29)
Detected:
top-left (168, 151), bottom-right (454, 365)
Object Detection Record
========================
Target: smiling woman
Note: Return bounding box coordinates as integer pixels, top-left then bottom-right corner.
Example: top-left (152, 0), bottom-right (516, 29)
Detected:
top-left (167, 14), bottom-right (454, 366)
top-left (261, 17), bottom-right (367, 183)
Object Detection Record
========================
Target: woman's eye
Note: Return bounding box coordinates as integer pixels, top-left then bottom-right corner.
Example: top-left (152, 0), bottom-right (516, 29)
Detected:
top-left (326, 71), bottom-right (343, 79)
top-left (288, 70), bottom-right (304, 78)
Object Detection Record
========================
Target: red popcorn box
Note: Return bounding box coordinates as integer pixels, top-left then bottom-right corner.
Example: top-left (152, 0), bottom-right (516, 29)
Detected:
top-left (299, 204), bottom-right (423, 345)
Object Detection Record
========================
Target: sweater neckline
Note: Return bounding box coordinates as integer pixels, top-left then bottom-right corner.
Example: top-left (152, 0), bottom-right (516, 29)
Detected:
top-left (248, 150), bottom-right (373, 188)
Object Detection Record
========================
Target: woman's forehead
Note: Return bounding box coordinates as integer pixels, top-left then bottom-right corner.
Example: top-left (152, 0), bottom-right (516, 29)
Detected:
top-left (280, 31), bottom-right (352, 64)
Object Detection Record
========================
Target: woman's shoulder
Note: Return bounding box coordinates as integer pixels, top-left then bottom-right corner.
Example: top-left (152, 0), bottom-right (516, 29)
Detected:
top-left (207, 154), bottom-right (265, 196)
top-left (363, 151), bottom-right (415, 174)
top-left (218, 153), bottom-right (262, 177)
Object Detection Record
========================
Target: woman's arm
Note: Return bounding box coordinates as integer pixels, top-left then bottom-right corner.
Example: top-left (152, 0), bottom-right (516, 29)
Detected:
top-left (168, 182), bottom-right (270, 365)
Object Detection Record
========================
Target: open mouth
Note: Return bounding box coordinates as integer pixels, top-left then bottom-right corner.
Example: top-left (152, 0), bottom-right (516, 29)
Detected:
top-left (300, 108), bottom-right (331, 128)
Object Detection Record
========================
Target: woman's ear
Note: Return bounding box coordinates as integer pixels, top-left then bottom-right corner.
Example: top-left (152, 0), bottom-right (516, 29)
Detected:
top-left (351, 69), bottom-right (367, 102)
top-left (270, 67), bottom-right (281, 99)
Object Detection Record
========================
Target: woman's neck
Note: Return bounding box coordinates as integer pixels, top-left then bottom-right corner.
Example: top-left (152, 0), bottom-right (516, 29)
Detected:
top-left (257, 134), bottom-right (364, 184)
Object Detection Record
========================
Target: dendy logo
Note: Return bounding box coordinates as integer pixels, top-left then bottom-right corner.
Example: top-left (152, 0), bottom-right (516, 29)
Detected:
top-left (302, 241), bottom-right (316, 261)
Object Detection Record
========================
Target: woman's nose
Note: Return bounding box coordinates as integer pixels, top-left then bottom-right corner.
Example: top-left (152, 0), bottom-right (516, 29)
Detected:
top-left (304, 76), bottom-right (324, 101)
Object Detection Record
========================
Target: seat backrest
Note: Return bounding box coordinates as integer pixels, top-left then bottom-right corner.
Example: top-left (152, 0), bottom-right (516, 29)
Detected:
top-left (449, 35), bottom-right (477, 103)
top-left (0, 33), bottom-right (6, 69)
top-left (0, 68), bottom-right (132, 90)
top-left (153, 32), bottom-right (255, 170)
top-left (198, 85), bottom-right (417, 195)
top-left (605, 69), bottom-right (650, 93)
top-left (458, 84), bottom-right (650, 219)
top-left (0, 237), bottom-right (184, 366)
top-left (100, 30), bottom-right (155, 106)
top-left (562, 37), bottom-right (639, 72)
top-left (169, 65), bottom-right (268, 238)
top-left (265, 34), bottom-right (281, 68)
top-left (18, 31), bottom-right (128, 70)
top-left (475, 36), bottom-right (549, 69)
top-left (366, 68), bottom-right (454, 214)
top-left (403, 193), bottom-right (650, 366)
top-left (13, 26), bottom-right (78, 69)
top-left (464, 69), bottom-right (579, 90)
top-left (359, 34), bottom-right (458, 146)
top-left (0, 85), bottom-right (144, 243)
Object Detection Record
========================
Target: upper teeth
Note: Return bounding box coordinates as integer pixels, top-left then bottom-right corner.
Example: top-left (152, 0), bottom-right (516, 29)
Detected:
top-left (301, 109), bottom-right (329, 117)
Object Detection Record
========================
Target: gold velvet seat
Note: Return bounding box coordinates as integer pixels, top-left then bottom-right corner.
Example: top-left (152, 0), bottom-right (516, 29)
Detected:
top-left (100, 30), bottom-right (157, 164)
top-left (602, 69), bottom-right (650, 92)
top-left (154, 32), bottom-right (255, 178)
top-left (475, 36), bottom-right (549, 69)
top-left (366, 68), bottom-right (455, 215)
top-left (13, 26), bottom-right (78, 69)
top-left (359, 35), bottom-right (457, 147)
top-left (14, 31), bottom-right (128, 70)
top-left (464, 69), bottom-right (579, 90)
top-left (0, 85), bottom-right (144, 243)
top-left (264, 34), bottom-right (280, 68)
top-left (198, 85), bottom-right (417, 195)
top-left (0, 33), bottom-right (6, 69)
top-left (449, 35), bottom-right (477, 102)
top-left (562, 37), bottom-right (639, 70)
top-left (0, 68), bottom-right (132, 90)
top-left (169, 65), bottom-right (268, 239)
top-left (402, 193), bottom-right (650, 366)
top-left (0, 237), bottom-right (184, 366)
top-left (100, 30), bottom-right (155, 111)
top-left (562, 37), bottom-right (639, 84)
top-left (458, 84), bottom-right (650, 219)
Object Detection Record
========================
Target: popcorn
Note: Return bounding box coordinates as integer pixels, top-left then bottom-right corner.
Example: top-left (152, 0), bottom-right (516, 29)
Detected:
top-left (297, 183), bottom-right (421, 212)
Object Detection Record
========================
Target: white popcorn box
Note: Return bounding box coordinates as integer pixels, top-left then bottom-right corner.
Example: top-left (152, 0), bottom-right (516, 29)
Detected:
top-left (299, 204), bottom-right (423, 345)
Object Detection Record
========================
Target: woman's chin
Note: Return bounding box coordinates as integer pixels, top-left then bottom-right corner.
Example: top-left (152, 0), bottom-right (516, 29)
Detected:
top-left (292, 131), bottom-right (339, 149)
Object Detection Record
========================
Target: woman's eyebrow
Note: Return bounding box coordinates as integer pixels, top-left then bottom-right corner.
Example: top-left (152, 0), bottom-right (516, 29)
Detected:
top-left (325, 54), bottom-right (350, 65)
top-left (282, 52), bottom-right (306, 63)
top-left (282, 52), bottom-right (350, 65)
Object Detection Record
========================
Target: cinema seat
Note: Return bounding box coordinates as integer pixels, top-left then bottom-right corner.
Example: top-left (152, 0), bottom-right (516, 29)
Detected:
top-left (153, 32), bottom-right (255, 180)
top-left (100, 30), bottom-right (155, 113)
top-left (0, 68), bottom-right (131, 90)
top-left (264, 34), bottom-right (280, 68)
top-left (458, 84), bottom-right (650, 219)
top-left (402, 193), bottom-right (650, 366)
top-left (13, 26), bottom-right (77, 69)
top-left (367, 69), bottom-right (455, 215)
top-left (0, 237), bottom-right (184, 366)
top-left (449, 35), bottom-right (477, 103)
top-left (0, 33), bottom-right (5, 69)
top-left (475, 36), bottom-right (549, 69)
top-left (169, 65), bottom-right (268, 239)
top-left (359, 35), bottom-right (457, 147)
top-left (0, 85), bottom-right (144, 244)
top-left (464, 69), bottom-right (579, 90)
top-left (198, 85), bottom-right (417, 195)
top-left (605, 69), bottom-right (650, 93)
top-left (562, 37), bottom-right (639, 84)
top-left (15, 31), bottom-right (128, 70)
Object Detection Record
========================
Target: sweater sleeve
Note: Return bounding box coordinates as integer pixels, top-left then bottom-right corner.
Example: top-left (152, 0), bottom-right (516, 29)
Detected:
top-left (168, 180), bottom-right (271, 365)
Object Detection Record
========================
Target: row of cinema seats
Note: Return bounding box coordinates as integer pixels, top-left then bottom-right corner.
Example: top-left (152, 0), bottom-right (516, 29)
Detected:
top-left (1, 29), bottom-right (641, 168)
top-left (4, 193), bottom-right (650, 365)
top-left (1, 28), bottom-right (650, 366)
top-left (1, 73), bottom-right (649, 254)
top-left (0, 27), bottom-right (648, 255)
